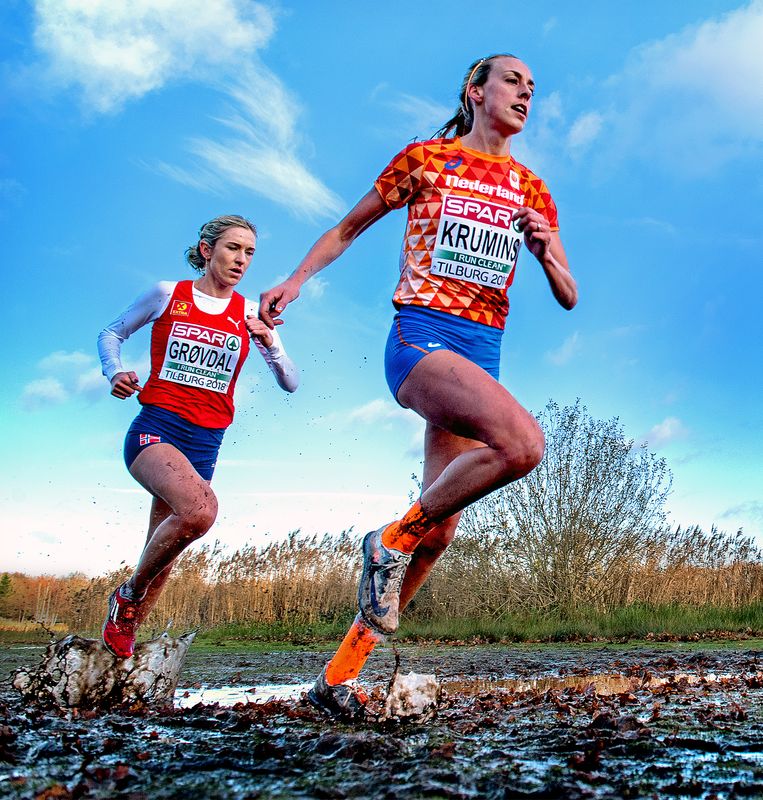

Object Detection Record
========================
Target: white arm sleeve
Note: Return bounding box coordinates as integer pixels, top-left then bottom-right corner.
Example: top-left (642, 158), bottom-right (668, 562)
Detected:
top-left (244, 299), bottom-right (300, 393)
top-left (97, 282), bottom-right (175, 382)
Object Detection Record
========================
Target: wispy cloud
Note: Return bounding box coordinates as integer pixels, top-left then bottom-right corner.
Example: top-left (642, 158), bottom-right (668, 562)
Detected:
top-left (303, 276), bottom-right (329, 300)
top-left (33, 0), bottom-right (274, 113)
top-left (157, 63), bottom-right (344, 220)
top-left (38, 350), bottom-right (92, 371)
top-left (545, 331), bottom-right (581, 365)
top-left (371, 83), bottom-right (451, 137)
top-left (640, 416), bottom-right (689, 448)
top-left (719, 501), bottom-right (763, 525)
top-left (22, 377), bottom-right (68, 409)
top-left (389, 92), bottom-right (451, 133)
top-left (344, 398), bottom-right (425, 459)
top-left (32, 1), bottom-right (342, 220)
top-left (347, 398), bottom-right (414, 426)
top-left (581, 1), bottom-right (763, 172)
top-left (567, 111), bottom-right (603, 155)
top-left (21, 348), bottom-right (124, 409)
top-left (522, 2), bottom-right (763, 175)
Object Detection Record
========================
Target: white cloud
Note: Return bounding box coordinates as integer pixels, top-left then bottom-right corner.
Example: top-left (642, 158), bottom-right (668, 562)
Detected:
top-left (347, 398), bottom-right (415, 426)
top-left (624, 0), bottom-right (763, 135)
top-left (301, 275), bottom-right (329, 300)
top-left (29, 530), bottom-right (59, 544)
top-left (32, 1), bottom-right (342, 220)
top-left (719, 501), bottom-right (763, 525)
top-left (22, 349), bottom-right (111, 408)
top-left (545, 331), bottom-right (581, 365)
top-left (157, 63), bottom-right (344, 221)
top-left (38, 349), bottom-right (92, 371)
top-left (641, 416), bottom-right (689, 448)
top-left (317, 398), bottom-right (425, 456)
top-left (537, 91), bottom-right (563, 124)
top-left (567, 111), bottom-right (603, 154)
top-left (75, 367), bottom-right (107, 397)
top-left (389, 92), bottom-right (451, 133)
top-left (303, 276), bottom-right (328, 300)
top-left (33, 0), bottom-right (275, 113)
top-left (22, 377), bottom-right (68, 408)
top-left (580, 1), bottom-right (763, 171)
top-left (370, 83), bottom-right (451, 138)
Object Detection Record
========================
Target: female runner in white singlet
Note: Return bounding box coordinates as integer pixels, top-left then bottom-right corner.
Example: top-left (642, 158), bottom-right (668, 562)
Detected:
top-left (98, 214), bottom-right (298, 658)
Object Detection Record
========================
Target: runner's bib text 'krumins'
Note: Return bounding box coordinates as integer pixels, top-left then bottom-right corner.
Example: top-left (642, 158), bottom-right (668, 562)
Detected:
top-left (432, 195), bottom-right (523, 289)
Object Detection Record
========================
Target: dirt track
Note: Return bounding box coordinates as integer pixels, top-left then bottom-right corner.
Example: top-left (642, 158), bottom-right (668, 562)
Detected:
top-left (2, 640), bottom-right (763, 799)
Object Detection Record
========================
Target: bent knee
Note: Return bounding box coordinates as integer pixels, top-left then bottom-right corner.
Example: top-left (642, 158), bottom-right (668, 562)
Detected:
top-left (176, 490), bottom-right (218, 537)
top-left (495, 422), bottom-right (545, 479)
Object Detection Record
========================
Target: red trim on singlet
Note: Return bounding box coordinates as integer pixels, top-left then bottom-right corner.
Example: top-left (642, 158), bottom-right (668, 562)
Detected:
top-left (138, 280), bottom-right (250, 428)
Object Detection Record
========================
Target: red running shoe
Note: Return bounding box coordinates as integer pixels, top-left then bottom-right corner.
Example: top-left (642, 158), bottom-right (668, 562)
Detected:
top-left (102, 583), bottom-right (142, 658)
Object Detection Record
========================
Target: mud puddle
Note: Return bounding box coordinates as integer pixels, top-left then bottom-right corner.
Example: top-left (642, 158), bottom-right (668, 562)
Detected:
top-left (176, 682), bottom-right (313, 708)
top-left (2, 642), bottom-right (763, 799)
top-left (178, 671), bottom-right (736, 709)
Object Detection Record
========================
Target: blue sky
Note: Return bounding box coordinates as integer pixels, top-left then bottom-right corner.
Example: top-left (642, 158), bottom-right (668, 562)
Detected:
top-left (2, 0), bottom-right (761, 577)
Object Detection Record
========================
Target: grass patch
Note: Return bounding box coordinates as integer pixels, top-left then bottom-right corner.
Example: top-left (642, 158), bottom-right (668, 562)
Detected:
top-left (4, 604), bottom-right (763, 647)
top-left (195, 615), bottom-right (357, 646)
top-left (0, 618), bottom-right (67, 644)
top-left (185, 604), bottom-right (763, 646)
top-left (399, 603), bottom-right (763, 643)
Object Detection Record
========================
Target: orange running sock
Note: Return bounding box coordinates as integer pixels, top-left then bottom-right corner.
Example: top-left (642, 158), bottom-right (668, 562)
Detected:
top-left (324, 613), bottom-right (385, 685)
top-left (381, 499), bottom-right (434, 554)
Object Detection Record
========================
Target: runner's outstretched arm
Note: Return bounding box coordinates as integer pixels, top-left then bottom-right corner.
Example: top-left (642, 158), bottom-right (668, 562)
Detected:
top-left (259, 189), bottom-right (390, 327)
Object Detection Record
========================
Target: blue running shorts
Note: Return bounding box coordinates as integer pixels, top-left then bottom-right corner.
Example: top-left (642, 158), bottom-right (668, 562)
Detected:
top-left (123, 404), bottom-right (225, 480)
top-left (384, 305), bottom-right (503, 403)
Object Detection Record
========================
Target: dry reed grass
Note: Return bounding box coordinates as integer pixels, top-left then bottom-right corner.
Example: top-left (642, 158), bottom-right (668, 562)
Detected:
top-left (2, 524), bottom-right (761, 633)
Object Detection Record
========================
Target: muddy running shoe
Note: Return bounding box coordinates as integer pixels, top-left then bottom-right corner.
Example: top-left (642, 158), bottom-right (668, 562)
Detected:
top-left (358, 526), bottom-right (411, 635)
top-left (102, 583), bottom-right (143, 659)
top-left (307, 667), bottom-right (368, 720)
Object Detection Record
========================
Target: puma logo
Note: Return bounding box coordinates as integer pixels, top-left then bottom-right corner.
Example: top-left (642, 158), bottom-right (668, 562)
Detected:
top-left (227, 317), bottom-right (240, 330)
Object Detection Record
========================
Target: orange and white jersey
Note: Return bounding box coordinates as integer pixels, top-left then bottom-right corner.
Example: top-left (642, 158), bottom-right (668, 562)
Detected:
top-left (374, 137), bottom-right (559, 330)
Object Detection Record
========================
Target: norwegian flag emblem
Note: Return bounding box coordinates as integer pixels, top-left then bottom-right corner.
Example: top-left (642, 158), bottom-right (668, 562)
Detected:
top-left (139, 434), bottom-right (161, 446)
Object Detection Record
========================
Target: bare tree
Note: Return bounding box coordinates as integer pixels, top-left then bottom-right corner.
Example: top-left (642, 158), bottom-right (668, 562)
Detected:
top-left (457, 400), bottom-right (672, 614)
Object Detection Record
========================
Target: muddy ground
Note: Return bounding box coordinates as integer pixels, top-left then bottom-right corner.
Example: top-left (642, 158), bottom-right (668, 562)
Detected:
top-left (2, 640), bottom-right (763, 799)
